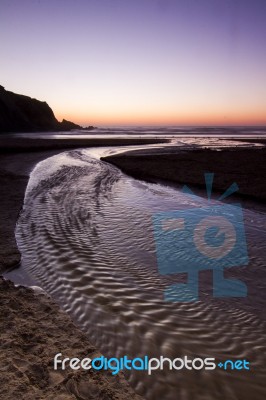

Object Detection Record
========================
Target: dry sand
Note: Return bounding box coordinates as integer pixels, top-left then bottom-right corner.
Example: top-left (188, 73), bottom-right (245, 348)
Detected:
top-left (0, 277), bottom-right (143, 400)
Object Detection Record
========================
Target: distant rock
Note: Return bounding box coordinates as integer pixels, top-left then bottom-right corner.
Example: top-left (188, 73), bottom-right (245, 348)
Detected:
top-left (0, 85), bottom-right (95, 133)
top-left (83, 125), bottom-right (97, 130)
top-left (59, 119), bottom-right (81, 131)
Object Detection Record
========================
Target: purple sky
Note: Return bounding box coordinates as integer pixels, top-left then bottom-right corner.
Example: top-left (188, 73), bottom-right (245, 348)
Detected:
top-left (1, 0), bottom-right (266, 125)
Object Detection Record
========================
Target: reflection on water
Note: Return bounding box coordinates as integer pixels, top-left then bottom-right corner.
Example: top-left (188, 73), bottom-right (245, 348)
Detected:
top-left (15, 149), bottom-right (266, 399)
top-left (2, 124), bottom-right (266, 142)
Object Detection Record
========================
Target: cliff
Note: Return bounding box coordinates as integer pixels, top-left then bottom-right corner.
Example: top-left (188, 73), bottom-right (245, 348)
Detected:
top-left (0, 85), bottom-right (82, 133)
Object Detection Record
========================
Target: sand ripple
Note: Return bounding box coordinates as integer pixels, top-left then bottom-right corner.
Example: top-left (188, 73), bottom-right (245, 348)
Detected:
top-left (16, 150), bottom-right (266, 400)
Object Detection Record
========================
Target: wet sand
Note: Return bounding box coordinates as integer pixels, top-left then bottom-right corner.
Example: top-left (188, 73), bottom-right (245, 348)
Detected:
top-left (102, 145), bottom-right (266, 201)
top-left (0, 136), bottom-right (168, 152)
top-left (0, 137), bottom-right (167, 273)
top-left (0, 138), bottom-right (158, 400)
top-left (0, 150), bottom-right (71, 273)
top-left (0, 136), bottom-right (265, 399)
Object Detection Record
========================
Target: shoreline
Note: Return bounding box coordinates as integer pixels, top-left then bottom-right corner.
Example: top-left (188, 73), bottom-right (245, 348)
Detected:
top-left (0, 149), bottom-right (72, 273)
top-left (0, 136), bottom-right (169, 152)
top-left (0, 137), bottom-right (168, 273)
top-left (1, 136), bottom-right (265, 399)
top-left (0, 138), bottom-right (157, 400)
top-left (102, 144), bottom-right (266, 202)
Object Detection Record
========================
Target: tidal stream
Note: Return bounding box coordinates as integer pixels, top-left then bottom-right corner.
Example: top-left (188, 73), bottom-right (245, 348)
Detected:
top-left (12, 147), bottom-right (266, 400)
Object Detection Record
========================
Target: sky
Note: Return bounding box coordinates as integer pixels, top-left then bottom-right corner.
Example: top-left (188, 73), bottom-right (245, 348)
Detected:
top-left (1, 0), bottom-right (266, 126)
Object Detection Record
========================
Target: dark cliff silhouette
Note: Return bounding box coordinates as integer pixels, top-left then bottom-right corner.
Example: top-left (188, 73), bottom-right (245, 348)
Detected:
top-left (0, 85), bottom-right (94, 133)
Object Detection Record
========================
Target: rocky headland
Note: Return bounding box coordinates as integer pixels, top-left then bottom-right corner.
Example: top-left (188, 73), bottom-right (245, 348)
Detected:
top-left (0, 85), bottom-right (94, 133)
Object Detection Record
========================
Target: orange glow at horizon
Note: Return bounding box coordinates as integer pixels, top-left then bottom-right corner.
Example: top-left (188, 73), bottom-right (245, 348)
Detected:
top-left (56, 109), bottom-right (266, 127)
top-left (3, 1), bottom-right (266, 130)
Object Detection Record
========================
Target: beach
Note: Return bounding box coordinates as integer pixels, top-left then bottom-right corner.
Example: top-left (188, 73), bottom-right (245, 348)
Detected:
top-left (0, 136), bottom-right (168, 273)
top-left (102, 141), bottom-right (266, 201)
top-left (0, 137), bottom-right (167, 400)
top-left (0, 135), bottom-right (266, 399)
top-left (2, 0), bottom-right (266, 397)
